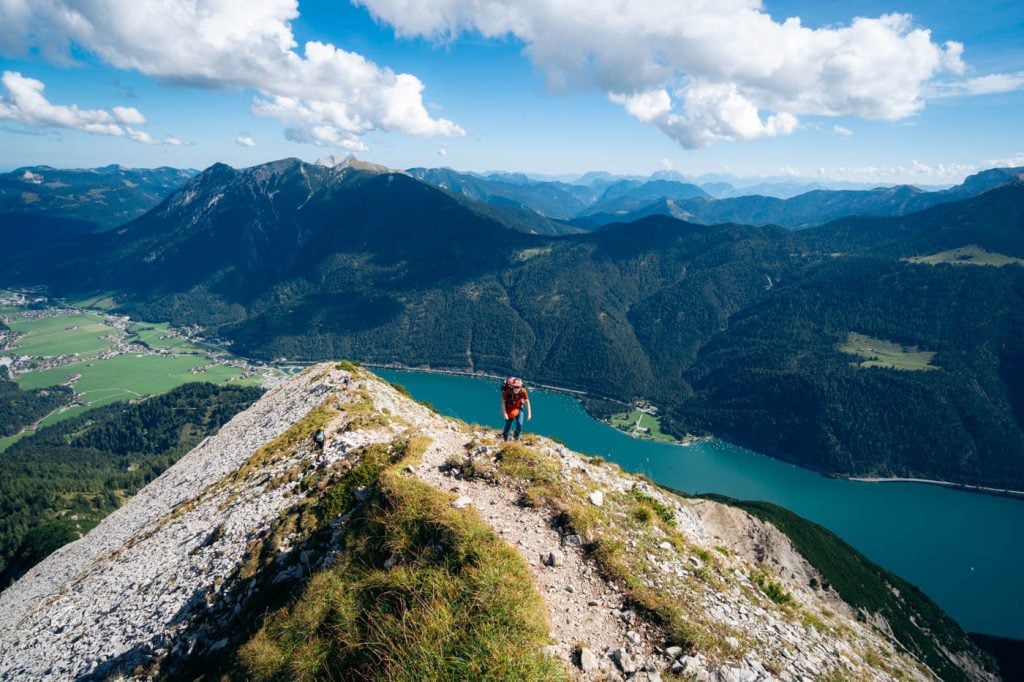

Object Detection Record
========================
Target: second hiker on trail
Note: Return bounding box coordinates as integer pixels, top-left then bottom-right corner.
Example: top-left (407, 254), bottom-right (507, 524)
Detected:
top-left (501, 376), bottom-right (532, 441)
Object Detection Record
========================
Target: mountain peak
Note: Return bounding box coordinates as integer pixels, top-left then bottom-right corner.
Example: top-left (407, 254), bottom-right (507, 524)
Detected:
top-left (315, 154), bottom-right (390, 174)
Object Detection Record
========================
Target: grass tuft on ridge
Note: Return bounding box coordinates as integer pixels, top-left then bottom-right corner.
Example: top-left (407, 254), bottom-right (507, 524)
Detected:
top-left (237, 437), bottom-right (565, 681)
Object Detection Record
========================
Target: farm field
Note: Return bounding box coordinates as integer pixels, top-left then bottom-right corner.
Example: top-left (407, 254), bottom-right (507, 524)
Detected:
top-left (129, 322), bottom-right (197, 351)
top-left (17, 354), bottom-right (249, 402)
top-left (2, 296), bottom-right (278, 451)
top-left (839, 332), bottom-right (939, 371)
top-left (6, 312), bottom-right (114, 358)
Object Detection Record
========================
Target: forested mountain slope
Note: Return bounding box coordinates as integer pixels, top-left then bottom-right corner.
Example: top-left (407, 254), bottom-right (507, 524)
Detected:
top-left (4, 160), bottom-right (1023, 487)
top-left (0, 165), bottom-right (196, 251)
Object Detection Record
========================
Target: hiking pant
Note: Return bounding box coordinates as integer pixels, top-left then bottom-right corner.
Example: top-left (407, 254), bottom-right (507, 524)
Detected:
top-left (503, 412), bottom-right (524, 441)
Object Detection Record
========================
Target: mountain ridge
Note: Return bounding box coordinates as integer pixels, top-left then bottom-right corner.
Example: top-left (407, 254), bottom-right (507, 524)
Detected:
top-left (0, 364), bottom-right (997, 680)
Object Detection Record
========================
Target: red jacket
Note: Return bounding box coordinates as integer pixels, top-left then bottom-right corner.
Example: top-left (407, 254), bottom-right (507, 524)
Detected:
top-left (503, 388), bottom-right (529, 418)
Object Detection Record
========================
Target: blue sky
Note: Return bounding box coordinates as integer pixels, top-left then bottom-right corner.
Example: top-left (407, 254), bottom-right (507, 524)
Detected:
top-left (0, 0), bottom-right (1021, 184)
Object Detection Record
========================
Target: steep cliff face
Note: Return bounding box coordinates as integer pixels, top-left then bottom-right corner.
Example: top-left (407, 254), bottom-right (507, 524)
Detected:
top-left (0, 364), bottom-right (996, 681)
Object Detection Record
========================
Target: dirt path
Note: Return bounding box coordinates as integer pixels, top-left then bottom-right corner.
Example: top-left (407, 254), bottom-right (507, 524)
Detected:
top-left (413, 426), bottom-right (665, 680)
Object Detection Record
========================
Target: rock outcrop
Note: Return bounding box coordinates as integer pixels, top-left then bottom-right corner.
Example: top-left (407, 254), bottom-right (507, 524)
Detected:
top-left (0, 364), bottom-right (997, 680)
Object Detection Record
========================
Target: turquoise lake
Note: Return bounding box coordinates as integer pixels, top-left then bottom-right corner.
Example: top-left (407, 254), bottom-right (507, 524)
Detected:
top-left (378, 369), bottom-right (1024, 639)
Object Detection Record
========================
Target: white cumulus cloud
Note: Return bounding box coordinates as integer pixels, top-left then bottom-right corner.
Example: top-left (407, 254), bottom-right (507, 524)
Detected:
top-left (356, 0), bottom-right (986, 148)
top-left (112, 106), bottom-right (147, 125)
top-left (0, 0), bottom-right (464, 150)
top-left (832, 125), bottom-right (852, 137)
top-left (236, 134), bottom-right (257, 147)
top-left (0, 70), bottom-right (170, 143)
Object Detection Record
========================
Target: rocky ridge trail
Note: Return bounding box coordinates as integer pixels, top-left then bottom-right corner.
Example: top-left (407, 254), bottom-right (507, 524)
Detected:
top-left (0, 364), bottom-right (984, 680)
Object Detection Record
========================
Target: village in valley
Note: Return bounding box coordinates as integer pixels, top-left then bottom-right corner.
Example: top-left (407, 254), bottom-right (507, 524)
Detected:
top-left (1, 290), bottom-right (282, 449)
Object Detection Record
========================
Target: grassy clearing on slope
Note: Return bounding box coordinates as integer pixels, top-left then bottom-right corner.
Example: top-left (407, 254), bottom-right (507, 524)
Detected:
top-left (839, 332), bottom-right (938, 371)
top-left (904, 246), bottom-right (1024, 268)
top-left (237, 436), bottom-right (564, 681)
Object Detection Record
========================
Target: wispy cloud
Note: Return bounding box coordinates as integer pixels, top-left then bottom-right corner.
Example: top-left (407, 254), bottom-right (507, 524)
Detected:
top-left (236, 134), bottom-right (256, 147)
top-left (984, 154), bottom-right (1024, 168)
top-left (832, 125), bottom-right (852, 137)
top-left (0, 0), bottom-right (464, 151)
top-left (927, 71), bottom-right (1024, 98)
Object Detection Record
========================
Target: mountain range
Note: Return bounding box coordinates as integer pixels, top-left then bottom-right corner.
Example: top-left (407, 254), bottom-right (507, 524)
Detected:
top-left (407, 163), bottom-right (1022, 230)
top-left (0, 164), bottom-right (197, 251)
top-left (3, 157), bottom-right (1023, 490)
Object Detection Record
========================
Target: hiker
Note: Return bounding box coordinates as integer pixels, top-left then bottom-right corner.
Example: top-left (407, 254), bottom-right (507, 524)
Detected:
top-left (313, 428), bottom-right (326, 452)
top-left (501, 376), bottom-right (532, 441)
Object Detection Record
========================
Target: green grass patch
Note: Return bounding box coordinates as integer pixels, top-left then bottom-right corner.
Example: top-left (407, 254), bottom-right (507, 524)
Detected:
top-left (751, 571), bottom-right (793, 605)
top-left (628, 488), bottom-right (676, 526)
top-left (515, 246), bottom-right (553, 261)
top-left (494, 442), bottom-right (564, 507)
top-left (904, 245), bottom-right (1024, 268)
top-left (237, 437), bottom-right (564, 681)
top-left (839, 332), bottom-right (938, 371)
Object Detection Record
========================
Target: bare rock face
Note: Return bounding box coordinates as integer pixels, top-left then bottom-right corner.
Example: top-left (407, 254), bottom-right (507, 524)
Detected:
top-left (0, 367), bottom-right (346, 680)
top-left (0, 364), bottom-right (994, 681)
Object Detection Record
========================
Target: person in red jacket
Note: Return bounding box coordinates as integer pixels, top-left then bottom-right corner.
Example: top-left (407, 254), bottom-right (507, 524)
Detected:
top-left (501, 376), bottom-right (532, 441)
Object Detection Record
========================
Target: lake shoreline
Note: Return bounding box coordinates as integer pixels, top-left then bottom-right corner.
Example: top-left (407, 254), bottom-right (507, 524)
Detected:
top-left (370, 362), bottom-right (1024, 503)
top-left (363, 362), bottom-right (598, 399)
top-left (367, 365), bottom-right (1024, 639)
top-left (845, 476), bottom-right (1024, 500)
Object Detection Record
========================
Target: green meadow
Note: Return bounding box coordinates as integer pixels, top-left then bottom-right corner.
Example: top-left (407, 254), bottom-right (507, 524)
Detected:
top-left (905, 245), bottom-right (1024, 268)
top-left (839, 332), bottom-right (939, 371)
